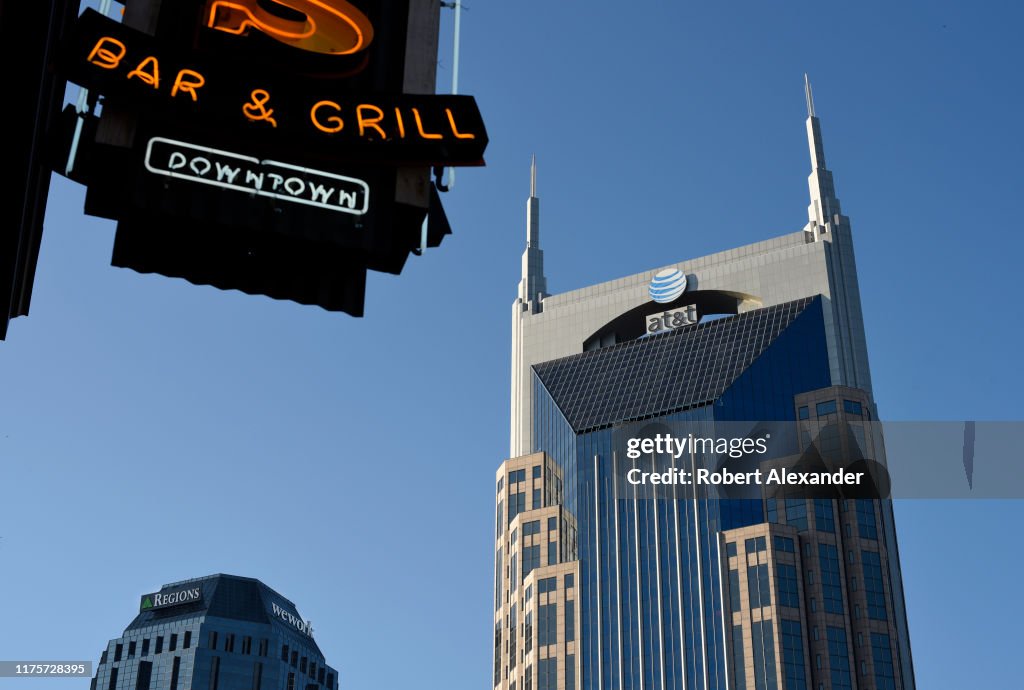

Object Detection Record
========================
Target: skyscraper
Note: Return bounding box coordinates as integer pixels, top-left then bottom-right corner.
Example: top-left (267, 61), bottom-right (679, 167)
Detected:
top-left (495, 79), bottom-right (915, 690)
top-left (91, 574), bottom-right (339, 690)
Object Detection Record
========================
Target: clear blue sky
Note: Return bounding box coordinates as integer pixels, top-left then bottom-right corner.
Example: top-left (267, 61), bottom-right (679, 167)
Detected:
top-left (1, 1), bottom-right (1022, 688)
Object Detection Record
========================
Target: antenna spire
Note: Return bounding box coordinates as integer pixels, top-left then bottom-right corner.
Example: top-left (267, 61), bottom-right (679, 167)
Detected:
top-left (803, 73), bottom-right (842, 237)
top-left (804, 73), bottom-right (816, 118)
top-left (519, 156), bottom-right (548, 311)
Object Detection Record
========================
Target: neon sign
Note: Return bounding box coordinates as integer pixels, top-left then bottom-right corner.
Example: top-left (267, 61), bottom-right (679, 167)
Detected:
top-left (52, 0), bottom-right (488, 317)
top-left (145, 138), bottom-right (370, 215)
top-left (205, 0), bottom-right (374, 55)
top-left (63, 9), bottom-right (488, 166)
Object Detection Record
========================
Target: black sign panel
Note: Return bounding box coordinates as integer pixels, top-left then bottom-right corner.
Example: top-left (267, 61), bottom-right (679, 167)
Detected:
top-left (43, 0), bottom-right (480, 319)
top-left (63, 9), bottom-right (488, 168)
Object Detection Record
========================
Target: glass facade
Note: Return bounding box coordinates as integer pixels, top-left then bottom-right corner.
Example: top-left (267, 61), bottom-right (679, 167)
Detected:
top-left (862, 550), bottom-right (888, 621)
top-left (826, 627), bottom-right (852, 690)
top-left (91, 575), bottom-right (338, 690)
top-left (530, 298), bottom-right (832, 690)
top-left (818, 544), bottom-right (844, 615)
top-left (779, 619), bottom-right (806, 690)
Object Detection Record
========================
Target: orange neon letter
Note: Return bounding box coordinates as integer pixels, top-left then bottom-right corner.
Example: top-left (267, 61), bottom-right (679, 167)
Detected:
top-left (394, 108), bottom-right (406, 139)
top-left (171, 70), bottom-right (206, 101)
top-left (445, 108), bottom-right (476, 140)
top-left (311, 100), bottom-right (344, 133)
top-left (127, 56), bottom-right (160, 89)
top-left (412, 108), bottom-right (443, 140)
top-left (87, 36), bottom-right (126, 69)
top-left (356, 104), bottom-right (386, 139)
top-left (204, 0), bottom-right (373, 55)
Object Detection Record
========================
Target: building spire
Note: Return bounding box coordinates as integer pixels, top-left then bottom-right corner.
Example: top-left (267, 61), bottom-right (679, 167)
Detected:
top-left (519, 155), bottom-right (548, 312)
top-left (526, 155), bottom-right (540, 249)
top-left (804, 73), bottom-right (816, 118)
top-left (804, 74), bottom-right (841, 237)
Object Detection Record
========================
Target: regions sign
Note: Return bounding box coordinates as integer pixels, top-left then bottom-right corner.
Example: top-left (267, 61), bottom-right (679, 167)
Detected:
top-left (140, 586), bottom-right (203, 612)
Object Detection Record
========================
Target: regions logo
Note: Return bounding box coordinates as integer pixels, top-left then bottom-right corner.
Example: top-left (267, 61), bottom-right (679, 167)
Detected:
top-left (139, 586), bottom-right (203, 612)
top-left (648, 268), bottom-right (687, 304)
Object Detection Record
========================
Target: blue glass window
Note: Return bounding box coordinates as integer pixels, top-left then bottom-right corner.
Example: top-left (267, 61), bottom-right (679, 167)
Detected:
top-left (780, 619), bottom-right (807, 690)
top-left (819, 544), bottom-right (844, 614)
top-left (493, 624), bottom-right (502, 686)
top-left (798, 405), bottom-right (809, 420)
top-left (856, 501), bottom-right (878, 540)
top-left (508, 492), bottom-right (525, 522)
top-left (732, 625), bottom-right (747, 690)
top-left (774, 536), bottom-right (795, 553)
top-left (727, 541), bottom-right (738, 557)
top-left (539, 658), bottom-right (557, 690)
top-left (777, 564), bottom-right (800, 608)
top-left (495, 544), bottom-right (503, 606)
top-left (565, 600), bottom-right (575, 642)
top-left (522, 546), bottom-right (540, 580)
top-left (510, 605), bottom-right (518, 670)
top-left (538, 604), bottom-right (557, 646)
top-left (814, 500), bottom-right (835, 533)
top-left (862, 550), bottom-right (887, 621)
top-left (746, 536), bottom-right (767, 553)
top-left (826, 627), bottom-right (852, 690)
top-left (843, 400), bottom-right (863, 415)
top-left (785, 500), bottom-right (808, 531)
top-left (871, 633), bottom-right (896, 690)
top-left (730, 569), bottom-right (742, 612)
top-left (748, 564), bottom-right (771, 607)
top-left (816, 400), bottom-right (837, 416)
top-left (751, 621), bottom-right (778, 690)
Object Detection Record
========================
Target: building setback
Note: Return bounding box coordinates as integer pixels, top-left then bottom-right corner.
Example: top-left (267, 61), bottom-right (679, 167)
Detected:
top-left (91, 574), bottom-right (339, 690)
top-left (496, 79), bottom-right (915, 690)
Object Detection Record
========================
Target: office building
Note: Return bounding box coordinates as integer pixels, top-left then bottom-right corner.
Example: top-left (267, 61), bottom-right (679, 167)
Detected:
top-left (91, 574), bottom-right (339, 690)
top-left (495, 79), bottom-right (915, 690)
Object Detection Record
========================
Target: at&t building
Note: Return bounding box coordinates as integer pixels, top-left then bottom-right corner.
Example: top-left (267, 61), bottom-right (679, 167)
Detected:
top-left (494, 80), bottom-right (915, 690)
top-left (91, 574), bottom-right (339, 690)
